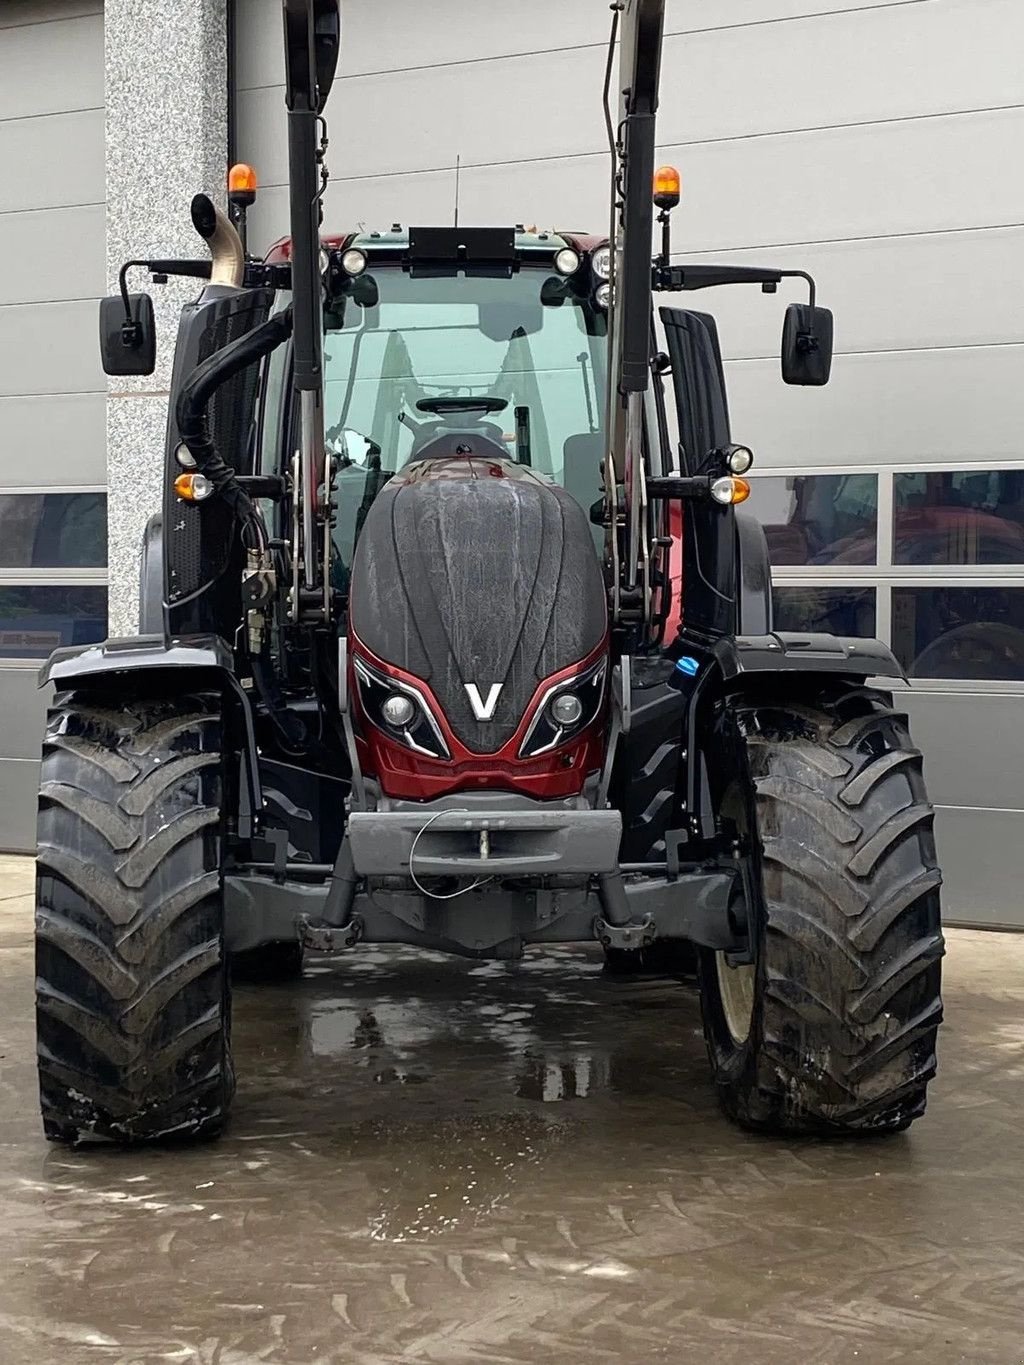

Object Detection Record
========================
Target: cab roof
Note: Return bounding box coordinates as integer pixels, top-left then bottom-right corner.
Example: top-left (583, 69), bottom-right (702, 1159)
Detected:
top-left (264, 226), bottom-right (605, 264)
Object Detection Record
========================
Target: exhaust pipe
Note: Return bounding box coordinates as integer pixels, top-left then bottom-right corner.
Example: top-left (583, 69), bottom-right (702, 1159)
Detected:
top-left (190, 193), bottom-right (244, 287)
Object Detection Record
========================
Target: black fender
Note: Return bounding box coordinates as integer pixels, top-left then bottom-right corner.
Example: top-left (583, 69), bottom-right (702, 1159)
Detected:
top-left (734, 510), bottom-right (772, 636)
top-left (674, 628), bottom-right (904, 843)
top-left (713, 630), bottom-right (903, 681)
top-left (138, 513), bottom-right (164, 634)
top-left (40, 634), bottom-right (262, 836)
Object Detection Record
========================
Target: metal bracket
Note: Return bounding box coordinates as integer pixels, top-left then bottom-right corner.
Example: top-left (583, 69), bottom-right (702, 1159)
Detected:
top-left (664, 827), bottom-right (689, 881)
top-left (593, 914), bottom-right (655, 951)
top-left (299, 913), bottom-right (362, 952)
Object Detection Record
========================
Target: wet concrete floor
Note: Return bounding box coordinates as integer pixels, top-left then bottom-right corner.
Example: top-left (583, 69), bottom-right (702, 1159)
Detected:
top-left (1, 853), bottom-right (1023, 1363)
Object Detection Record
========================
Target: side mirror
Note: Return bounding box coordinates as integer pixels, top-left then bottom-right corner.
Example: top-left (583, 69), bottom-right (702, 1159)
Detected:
top-left (99, 293), bottom-right (156, 376)
top-left (781, 302), bottom-right (833, 386)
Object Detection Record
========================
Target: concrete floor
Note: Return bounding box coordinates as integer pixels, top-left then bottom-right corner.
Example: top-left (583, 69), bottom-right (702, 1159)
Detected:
top-left (1, 855), bottom-right (1023, 1364)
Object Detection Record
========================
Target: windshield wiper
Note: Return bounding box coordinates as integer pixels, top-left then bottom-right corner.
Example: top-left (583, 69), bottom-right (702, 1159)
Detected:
top-left (514, 405), bottom-right (531, 466)
top-left (577, 350), bottom-right (597, 433)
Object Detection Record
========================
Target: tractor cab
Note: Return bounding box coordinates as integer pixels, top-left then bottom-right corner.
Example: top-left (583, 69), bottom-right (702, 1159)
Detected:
top-left (259, 227), bottom-right (615, 588)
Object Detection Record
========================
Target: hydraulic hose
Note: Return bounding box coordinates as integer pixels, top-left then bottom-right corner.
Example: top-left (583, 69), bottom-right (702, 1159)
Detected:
top-left (175, 308), bottom-right (293, 521)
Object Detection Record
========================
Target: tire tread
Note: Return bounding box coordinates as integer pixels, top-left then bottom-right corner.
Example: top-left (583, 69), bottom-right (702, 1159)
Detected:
top-left (36, 691), bottom-right (232, 1144)
top-left (703, 687), bottom-right (944, 1135)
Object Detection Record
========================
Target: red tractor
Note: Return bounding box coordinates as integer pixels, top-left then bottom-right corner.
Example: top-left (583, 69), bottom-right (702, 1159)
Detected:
top-left (35, 0), bottom-right (942, 1143)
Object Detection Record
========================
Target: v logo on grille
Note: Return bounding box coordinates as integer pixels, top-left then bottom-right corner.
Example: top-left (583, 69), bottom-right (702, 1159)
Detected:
top-left (464, 682), bottom-right (503, 721)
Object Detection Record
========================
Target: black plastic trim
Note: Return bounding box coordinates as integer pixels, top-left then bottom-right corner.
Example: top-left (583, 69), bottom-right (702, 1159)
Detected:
top-left (734, 511), bottom-right (772, 636)
top-left (713, 632), bottom-right (904, 681)
top-left (138, 514), bottom-right (163, 634)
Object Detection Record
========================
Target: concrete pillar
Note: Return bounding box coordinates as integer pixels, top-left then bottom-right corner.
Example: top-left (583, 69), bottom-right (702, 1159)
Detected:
top-left (105, 0), bottom-right (227, 636)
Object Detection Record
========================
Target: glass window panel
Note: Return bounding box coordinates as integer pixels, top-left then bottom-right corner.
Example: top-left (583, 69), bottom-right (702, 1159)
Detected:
top-left (752, 474), bottom-right (877, 566)
top-left (0, 493), bottom-right (107, 568)
top-left (893, 470), bottom-right (1024, 565)
top-left (893, 586), bottom-right (1024, 681)
top-left (0, 587), bottom-right (107, 659)
top-left (773, 586), bottom-right (876, 638)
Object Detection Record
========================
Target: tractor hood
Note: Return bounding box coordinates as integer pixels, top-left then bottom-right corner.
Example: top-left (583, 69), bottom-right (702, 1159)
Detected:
top-left (348, 458), bottom-right (607, 753)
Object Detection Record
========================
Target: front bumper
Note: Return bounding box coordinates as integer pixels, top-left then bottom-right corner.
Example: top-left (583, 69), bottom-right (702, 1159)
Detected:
top-left (347, 807), bottom-right (622, 879)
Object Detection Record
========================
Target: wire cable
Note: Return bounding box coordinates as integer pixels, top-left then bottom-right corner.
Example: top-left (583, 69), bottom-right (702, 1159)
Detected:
top-left (408, 810), bottom-right (494, 901)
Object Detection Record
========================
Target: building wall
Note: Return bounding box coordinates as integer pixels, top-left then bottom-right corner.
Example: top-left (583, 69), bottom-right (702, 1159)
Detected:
top-left (234, 0), bottom-right (1024, 926)
top-left (0, 1), bottom-right (107, 849)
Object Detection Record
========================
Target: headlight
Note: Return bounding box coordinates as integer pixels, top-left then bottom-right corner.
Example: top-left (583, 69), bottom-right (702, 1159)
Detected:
top-left (591, 245), bottom-right (611, 280)
top-left (519, 658), bottom-right (606, 758)
top-left (341, 247), bottom-right (367, 275)
top-left (595, 281), bottom-right (611, 310)
top-left (353, 657), bottom-right (450, 759)
top-left (551, 693), bottom-right (583, 726)
top-left (381, 693), bottom-right (416, 728)
top-left (554, 247), bottom-right (581, 275)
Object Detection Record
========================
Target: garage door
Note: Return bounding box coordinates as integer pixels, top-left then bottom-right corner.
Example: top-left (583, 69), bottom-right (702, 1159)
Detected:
top-left (0, 1), bottom-right (107, 851)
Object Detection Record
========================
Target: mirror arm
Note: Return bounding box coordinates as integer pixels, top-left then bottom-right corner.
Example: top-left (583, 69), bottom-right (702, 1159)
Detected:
top-left (116, 260), bottom-right (149, 346)
top-left (652, 263), bottom-right (819, 316)
top-left (775, 268), bottom-right (816, 313)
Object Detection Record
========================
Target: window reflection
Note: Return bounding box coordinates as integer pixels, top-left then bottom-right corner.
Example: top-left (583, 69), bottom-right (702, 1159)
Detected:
top-left (893, 587), bottom-right (1024, 681)
top-left (0, 587), bottom-right (107, 659)
top-left (773, 587), bottom-right (876, 638)
top-left (894, 471), bottom-right (1024, 565)
top-left (0, 494), bottom-right (107, 569)
top-left (755, 475), bottom-right (877, 566)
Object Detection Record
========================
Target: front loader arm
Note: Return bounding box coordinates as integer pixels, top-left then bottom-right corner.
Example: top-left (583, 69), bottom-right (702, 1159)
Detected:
top-left (282, 0), bottom-right (341, 619)
top-left (602, 0), bottom-right (666, 634)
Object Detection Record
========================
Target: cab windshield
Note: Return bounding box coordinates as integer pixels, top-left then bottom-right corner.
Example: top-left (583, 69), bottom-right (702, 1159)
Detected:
top-left (322, 267), bottom-right (607, 580)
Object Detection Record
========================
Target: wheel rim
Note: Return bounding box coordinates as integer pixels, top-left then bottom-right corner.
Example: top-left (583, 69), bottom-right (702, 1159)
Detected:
top-left (715, 952), bottom-right (755, 1046)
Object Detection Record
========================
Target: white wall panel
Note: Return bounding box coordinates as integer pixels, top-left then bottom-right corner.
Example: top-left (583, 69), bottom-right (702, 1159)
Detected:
top-left (0, 12), bottom-right (102, 119)
top-left (904, 692), bottom-right (1024, 813)
top-left (242, 105), bottom-right (1024, 258)
top-left (0, 205), bottom-right (104, 306)
top-left (0, 394), bottom-right (105, 485)
top-left (0, 108), bottom-right (104, 213)
top-left (666, 226), bottom-right (1024, 360)
top-left (657, 0), bottom-right (1024, 146)
top-left (726, 345), bottom-right (1024, 467)
top-left (0, 1), bottom-right (100, 27)
top-left (236, 0), bottom-right (961, 90)
top-left (455, 107), bottom-right (1024, 254)
top-left (239, 1), bottom-right (1023, 188)
top-left (932, 807), bottom-right (1024, 929)
top-left (0, 300), bottom-right (103, 398)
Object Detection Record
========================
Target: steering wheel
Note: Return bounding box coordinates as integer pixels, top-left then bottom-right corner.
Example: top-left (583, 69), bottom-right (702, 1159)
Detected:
top-left (415, 396), bottom-right (508, 417)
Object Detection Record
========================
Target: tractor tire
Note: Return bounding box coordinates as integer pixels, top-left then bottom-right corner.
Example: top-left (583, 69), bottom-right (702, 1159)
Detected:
top-left (698, 687), bottom-right (943, 1135)
top-left (231, 940), bottom-right (305, 982)
top-left (35, 690), bottom-right (233, 1144)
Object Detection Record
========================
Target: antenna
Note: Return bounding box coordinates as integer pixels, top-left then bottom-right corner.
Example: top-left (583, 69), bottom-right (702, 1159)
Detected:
top-left (454, 153), bottom-right (461, 227)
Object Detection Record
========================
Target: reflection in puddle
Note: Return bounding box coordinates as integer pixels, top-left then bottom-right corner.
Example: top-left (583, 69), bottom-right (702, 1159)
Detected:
top-left (516, 1050), bottom-right (610, 1102)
